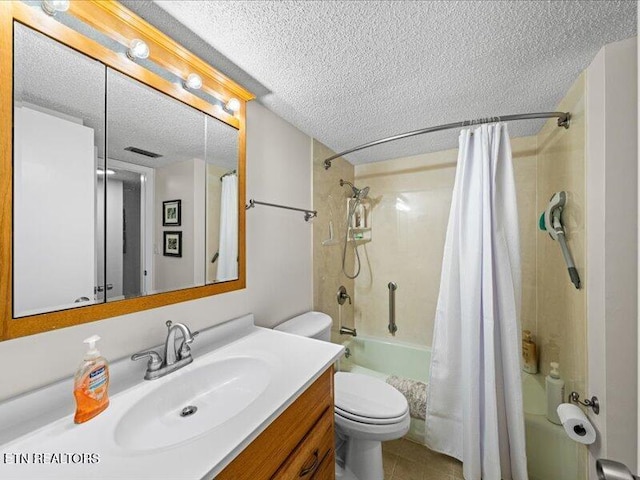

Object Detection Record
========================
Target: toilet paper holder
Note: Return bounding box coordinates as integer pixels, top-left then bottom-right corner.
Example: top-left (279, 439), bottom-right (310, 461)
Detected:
top-left (569, 391), bottom-right (600, 415)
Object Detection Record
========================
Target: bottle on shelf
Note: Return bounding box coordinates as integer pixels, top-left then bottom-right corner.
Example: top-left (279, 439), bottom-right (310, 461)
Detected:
top-left (522, 329), bottom-right (538, 374)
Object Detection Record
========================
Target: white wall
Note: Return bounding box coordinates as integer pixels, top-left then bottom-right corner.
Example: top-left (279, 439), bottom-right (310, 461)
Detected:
top-left (0, 102), bottom-right (313, 401)
top-left (586, 36), bottom-right (638, 477)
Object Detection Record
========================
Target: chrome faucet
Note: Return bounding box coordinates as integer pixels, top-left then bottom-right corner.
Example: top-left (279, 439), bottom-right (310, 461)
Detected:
top-left (132, 320), bottom-right (199, 380)
top-left (164, 321), bottom-right (197, 366)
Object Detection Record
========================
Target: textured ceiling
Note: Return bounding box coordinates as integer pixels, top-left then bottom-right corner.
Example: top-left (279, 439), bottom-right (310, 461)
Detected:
top-left (151, 0), bottom-right (636, 164)
top-left (14, 22), bottom-right (238, 171)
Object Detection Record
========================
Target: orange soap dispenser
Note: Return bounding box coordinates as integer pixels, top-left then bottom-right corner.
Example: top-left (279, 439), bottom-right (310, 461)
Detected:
top-left (73, 335), bottom-right (110, 424)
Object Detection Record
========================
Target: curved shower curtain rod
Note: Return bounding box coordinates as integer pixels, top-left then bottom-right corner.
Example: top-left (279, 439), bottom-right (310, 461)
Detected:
top-left (323, 111), bottom-right (571, 170)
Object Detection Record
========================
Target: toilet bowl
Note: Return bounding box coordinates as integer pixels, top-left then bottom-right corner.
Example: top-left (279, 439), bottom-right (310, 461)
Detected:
top-left (275, 312), bottom-right (410, 480)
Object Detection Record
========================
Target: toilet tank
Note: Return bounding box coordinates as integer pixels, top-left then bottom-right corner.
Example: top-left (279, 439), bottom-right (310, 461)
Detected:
top-left (274, 311), bottom-right (332, 342)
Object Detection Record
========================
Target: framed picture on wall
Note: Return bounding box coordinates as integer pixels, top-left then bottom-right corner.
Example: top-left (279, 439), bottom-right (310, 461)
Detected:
top-left (163, 199), bottom-right (181, 226)
top-left (163, 231), bottom-right (182, 257)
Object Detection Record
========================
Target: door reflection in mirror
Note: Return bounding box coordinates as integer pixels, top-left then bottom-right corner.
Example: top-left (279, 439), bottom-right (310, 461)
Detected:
top-left (13, 23), bottom-right (106, 317)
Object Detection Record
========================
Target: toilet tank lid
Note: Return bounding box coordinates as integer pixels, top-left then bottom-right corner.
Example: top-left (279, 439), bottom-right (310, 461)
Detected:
top-left (274, 311), bottom-right (332, 338)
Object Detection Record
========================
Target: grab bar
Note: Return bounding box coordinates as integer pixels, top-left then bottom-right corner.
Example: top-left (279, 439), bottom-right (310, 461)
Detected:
top-left (388, 282), bottom-right (398, 335)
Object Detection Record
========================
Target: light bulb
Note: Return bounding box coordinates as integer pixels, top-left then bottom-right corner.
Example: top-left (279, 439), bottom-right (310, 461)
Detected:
top-left (126, 39), bottom-right (150, 60)
top-left (41, 0), bottom-right (69, 16)
top-left (225, 98), bottom-right (241, 113)
top-left (183, 73), bottom-right (203, 90)
top-left (96, 169), bottom-right (115, 175)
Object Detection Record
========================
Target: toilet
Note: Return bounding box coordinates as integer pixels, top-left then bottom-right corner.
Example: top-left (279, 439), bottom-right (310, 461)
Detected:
top-left (275, 312), bottom-right (410, 480)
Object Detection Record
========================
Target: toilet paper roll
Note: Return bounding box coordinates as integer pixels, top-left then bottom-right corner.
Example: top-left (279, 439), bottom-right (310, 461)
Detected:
top-left (557, 403), bottom-right (596, 445)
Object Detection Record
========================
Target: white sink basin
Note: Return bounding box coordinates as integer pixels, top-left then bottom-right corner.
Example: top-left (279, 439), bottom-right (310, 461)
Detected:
top-left (114, 356), bottom-right (271, 451)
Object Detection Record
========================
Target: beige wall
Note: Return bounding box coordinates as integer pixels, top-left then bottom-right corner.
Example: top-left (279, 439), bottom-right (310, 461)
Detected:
top-left (0, 102), bottom-right (313, 401)
top-left (312, 140), bottom-right (355, 336)
top-left (536, 73), bottom-right (587, 388)
top-left (155, 158), bottom-right (202, 292)
top-left (537, 74), bottom-right (588, 478)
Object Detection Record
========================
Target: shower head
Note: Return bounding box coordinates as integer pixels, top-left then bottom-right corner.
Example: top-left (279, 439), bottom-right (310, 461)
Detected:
top-left (340, 179), bottom-right (370, 200)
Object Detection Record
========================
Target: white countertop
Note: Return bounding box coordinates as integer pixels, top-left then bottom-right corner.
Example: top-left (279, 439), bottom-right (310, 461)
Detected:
top-left (0, 314), bottom-right (344, 479)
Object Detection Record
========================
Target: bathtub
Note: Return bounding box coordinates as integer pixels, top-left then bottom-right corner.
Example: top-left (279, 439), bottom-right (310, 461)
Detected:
top-left (338, 335), bottom-right (583, 480)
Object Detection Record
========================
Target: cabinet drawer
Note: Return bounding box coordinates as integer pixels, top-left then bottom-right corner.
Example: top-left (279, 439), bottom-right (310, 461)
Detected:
top-left (271, 408), bottom-right (333, 479)
top-left (217, 367), bottom-right (333, 480)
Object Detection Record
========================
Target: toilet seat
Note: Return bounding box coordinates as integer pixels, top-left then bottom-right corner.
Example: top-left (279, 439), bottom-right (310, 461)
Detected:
top-left (334, 372), bottom-right (409, 425)
top-left (335, 406), bottom-right (407, 425)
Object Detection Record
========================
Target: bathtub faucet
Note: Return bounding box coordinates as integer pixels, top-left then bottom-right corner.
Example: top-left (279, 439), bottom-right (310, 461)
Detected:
top-left (339, 326), bottom-right (357, 337)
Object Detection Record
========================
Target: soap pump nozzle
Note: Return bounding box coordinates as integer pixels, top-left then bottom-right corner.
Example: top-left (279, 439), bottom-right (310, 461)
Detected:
top-left (83, 335), bottom-right (101, 359)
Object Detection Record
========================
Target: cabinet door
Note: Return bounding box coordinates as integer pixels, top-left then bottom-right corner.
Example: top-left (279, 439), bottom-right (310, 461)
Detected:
top-left (217, 368), bottom-right (333, 480)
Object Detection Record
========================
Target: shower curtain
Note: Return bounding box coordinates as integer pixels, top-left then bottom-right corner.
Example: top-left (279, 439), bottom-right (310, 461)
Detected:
top-left (425, 123), bottom-right (528, 480)
top-left (216, 173), bottom-right (238, 282)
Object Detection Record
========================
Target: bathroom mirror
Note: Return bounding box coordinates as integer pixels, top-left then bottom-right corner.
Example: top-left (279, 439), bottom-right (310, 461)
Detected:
top-left (13, 29), bottom-right (240, 314)
top-left (2, 0), bottom-right (251, 339)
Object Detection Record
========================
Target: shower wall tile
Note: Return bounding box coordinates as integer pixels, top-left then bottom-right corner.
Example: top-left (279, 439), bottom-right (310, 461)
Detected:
top-left (354, 149), bottom-right (457, 345)
top-left (312, 140), bottom-right (355, 336)
top-left (535, 72), bottom-right (587, 480)
top-left (536, 73), bottom-right (587, 394)
top-left (353, 138), bottom-right (538, 347)
top-left (512, 135), bottom-right (539, 339)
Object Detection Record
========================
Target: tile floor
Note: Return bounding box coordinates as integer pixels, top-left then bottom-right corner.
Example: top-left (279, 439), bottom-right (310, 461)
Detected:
top-left (382, 438), bottom-right (463, 480)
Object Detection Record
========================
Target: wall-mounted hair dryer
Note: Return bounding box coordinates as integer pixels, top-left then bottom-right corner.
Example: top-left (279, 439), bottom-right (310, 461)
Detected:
top-left (539, 191), bottom-right (581, 289)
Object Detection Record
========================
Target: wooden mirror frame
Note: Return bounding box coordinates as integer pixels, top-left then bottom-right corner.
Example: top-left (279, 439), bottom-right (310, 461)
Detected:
top-left (0, 1), bottom-right (254, 340)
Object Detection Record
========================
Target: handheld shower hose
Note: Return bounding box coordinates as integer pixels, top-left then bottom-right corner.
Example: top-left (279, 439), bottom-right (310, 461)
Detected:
top-left (339, 180), bottom-right (369, 279)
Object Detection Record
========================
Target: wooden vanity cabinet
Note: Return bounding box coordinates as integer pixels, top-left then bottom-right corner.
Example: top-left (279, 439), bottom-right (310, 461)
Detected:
top-left (216, 367), bottom-right (335, 480)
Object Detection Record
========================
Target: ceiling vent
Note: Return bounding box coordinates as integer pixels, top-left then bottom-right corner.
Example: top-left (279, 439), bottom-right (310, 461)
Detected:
top-left (124, 146), bottom-right (162, 158)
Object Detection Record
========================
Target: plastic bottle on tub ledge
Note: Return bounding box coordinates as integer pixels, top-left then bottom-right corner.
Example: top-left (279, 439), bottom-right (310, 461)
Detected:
top-left (546, 362), bottom-right (565, 425)
top-left (522, 330), bottom-right (538, 374)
